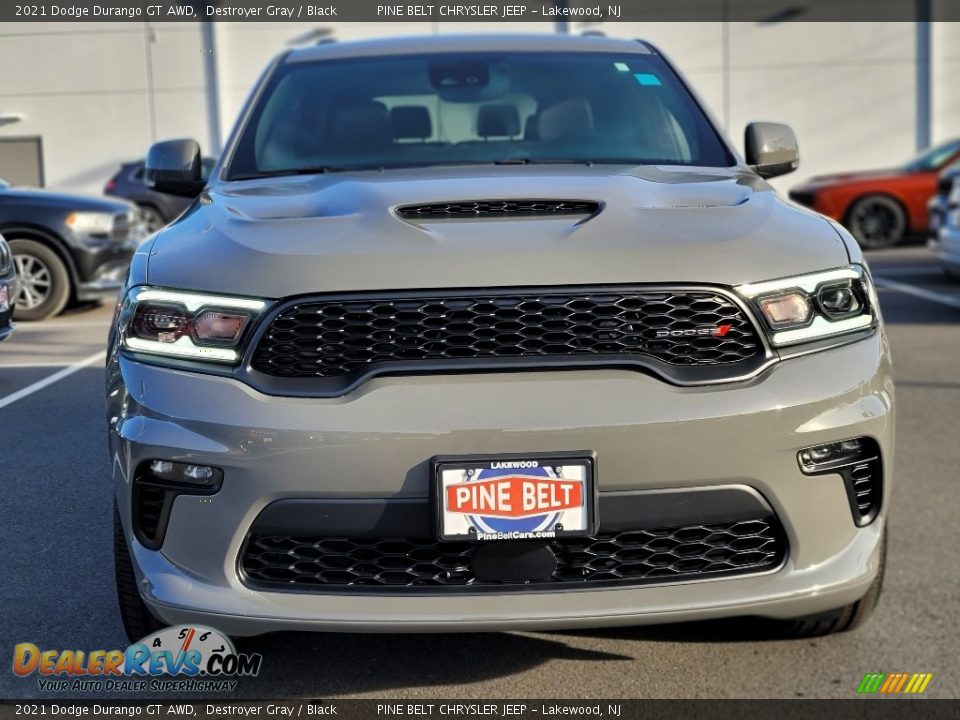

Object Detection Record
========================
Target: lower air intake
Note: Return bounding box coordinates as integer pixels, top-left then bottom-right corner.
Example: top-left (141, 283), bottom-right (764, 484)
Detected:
top-left (240, 517), bottom-right (786, 592)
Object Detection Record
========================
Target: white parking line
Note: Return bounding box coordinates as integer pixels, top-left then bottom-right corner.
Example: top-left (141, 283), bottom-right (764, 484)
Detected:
top-left (0, 362), bottom-right (80, 369)
top-left (0, 350), bottom-right (106, 411)
top-left (874, 277), bottom-right (960, 310)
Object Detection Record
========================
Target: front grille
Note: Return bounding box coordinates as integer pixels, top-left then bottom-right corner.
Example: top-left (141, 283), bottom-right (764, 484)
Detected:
top-left (250, 287), bottom-right (763, 386)
top-left (788, 191), bottom-right (815, 208)
top-left (241, 518), bottom-right (785, 591)
top-left (396, 200), bottom-right (599, 219)
top-left (111, 212), bottom-right (135, 242)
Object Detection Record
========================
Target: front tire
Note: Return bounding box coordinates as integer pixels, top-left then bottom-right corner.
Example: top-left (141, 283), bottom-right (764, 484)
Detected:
top-left (781, 530), bottom-right (886, 638)
top-left (9, 239), bottom-right (71, 321)
top-left (114, 503), bottom-right (164, 643)
top-left (847, 195), bottom-right (907, 249)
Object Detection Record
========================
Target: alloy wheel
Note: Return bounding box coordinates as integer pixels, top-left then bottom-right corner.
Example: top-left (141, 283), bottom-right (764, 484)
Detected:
top-left (13, 253), bottom-right (53, 310)
top-left (849, 197), bottom-right (906, 248)
top-left (139, 206), bottom-right (166, 234)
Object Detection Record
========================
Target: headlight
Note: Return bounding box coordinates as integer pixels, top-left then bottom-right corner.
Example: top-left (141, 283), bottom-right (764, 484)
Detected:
top-left (65, 211), bottom-right (115, 237)
top-left (119, 287), bottom-right (270, 363)
top-left (735, 266), bottom-right (876, 347)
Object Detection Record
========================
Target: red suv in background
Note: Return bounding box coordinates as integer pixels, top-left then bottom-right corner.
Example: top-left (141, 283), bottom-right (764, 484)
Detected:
top-left (789, 138), bottom-right (960, 248)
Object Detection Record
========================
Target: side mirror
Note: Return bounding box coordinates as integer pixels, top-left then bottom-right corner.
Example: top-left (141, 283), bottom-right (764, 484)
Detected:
top-left (145, 139), bottom-right (205, 198)
top-left (745, 122), bottom-right (799, 179)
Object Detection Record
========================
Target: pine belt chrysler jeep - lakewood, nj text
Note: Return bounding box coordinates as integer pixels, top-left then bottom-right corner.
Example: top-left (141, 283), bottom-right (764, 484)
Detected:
top-left (107, 34), bottom-right (893, 640)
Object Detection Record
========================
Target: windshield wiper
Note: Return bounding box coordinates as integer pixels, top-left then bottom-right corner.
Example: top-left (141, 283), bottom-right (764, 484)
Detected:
top-left (493, 158), bottom-right (595, 166)
top-left (231, 166), bottom-right (332, 180)
top-left (232, 165), bottom-right (390, 180)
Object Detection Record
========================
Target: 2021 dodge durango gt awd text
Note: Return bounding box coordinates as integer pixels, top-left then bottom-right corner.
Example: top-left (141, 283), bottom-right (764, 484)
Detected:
top-left (107, 34), bottom-right (893, 641)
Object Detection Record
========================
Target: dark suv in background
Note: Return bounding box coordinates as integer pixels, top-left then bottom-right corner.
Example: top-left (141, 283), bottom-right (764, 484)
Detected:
top-left (0, 177), bottom-right (141, 320)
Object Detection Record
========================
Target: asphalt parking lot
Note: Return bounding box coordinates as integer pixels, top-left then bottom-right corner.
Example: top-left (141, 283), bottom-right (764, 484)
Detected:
top-left (1, 246), bottom-right (957, 700)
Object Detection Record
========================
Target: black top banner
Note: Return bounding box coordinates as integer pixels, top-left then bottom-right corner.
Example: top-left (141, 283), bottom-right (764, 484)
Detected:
top-left (2, 0), bottom-right (955, 23)
top-left (0, 701), bottom-right (959, 720)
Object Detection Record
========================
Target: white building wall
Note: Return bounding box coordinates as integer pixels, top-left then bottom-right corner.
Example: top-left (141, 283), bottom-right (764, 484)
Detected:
top-left (0, 22), bottom-right (212, 194)
top-left (0, 20), bottom-right (957, 196)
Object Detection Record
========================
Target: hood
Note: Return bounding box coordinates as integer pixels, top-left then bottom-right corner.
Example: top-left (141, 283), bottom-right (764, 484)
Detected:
top-left (0, 186), bottom-right (134, 213)
top-left (145, 165), bottom-right (849, 297)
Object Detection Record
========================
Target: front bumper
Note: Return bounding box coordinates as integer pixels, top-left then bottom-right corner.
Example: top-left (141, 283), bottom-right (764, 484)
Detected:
top-left (934, 224), bottom-right (960, 272)
top-left (76, 259), bottom-right (130, 301)
top-left (69, 236), bottom-right (135, 302)
top-left (0, 272), bottom-right (16, 340)
top-left (108, 333), bottom-right (893, 635)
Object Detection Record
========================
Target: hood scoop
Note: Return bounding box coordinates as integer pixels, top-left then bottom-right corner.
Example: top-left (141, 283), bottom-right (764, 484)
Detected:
top-left (396, 199), bottom-right (600, 219)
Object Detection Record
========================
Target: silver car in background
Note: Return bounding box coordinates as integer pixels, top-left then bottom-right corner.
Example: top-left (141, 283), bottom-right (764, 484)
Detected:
top-left (934, 172), bottom-right (960, 278)
top-left (108, 34), bottom-right (893, 640)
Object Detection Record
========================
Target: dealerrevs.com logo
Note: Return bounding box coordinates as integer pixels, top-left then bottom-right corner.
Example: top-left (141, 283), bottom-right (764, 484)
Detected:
top-left (13, 625), bottom-right (262, 693)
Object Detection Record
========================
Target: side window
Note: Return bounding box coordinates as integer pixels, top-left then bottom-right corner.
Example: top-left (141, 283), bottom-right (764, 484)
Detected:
top-left (201, 159), bottom-right (215, 180)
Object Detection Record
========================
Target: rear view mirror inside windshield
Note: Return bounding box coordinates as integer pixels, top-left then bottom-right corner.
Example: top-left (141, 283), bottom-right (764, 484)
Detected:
top-left (430, 58), bottom-right (508, 101)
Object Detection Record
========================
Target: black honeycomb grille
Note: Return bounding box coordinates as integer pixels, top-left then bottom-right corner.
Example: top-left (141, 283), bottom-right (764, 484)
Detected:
top-left (111, 212), bottom-right (135, 242)
top-left (396, 200), bottom-right (599, 218)
top-left (250, 288), bottom-right (763, 382)
top-left (241, 518), bottom-right (785, 591)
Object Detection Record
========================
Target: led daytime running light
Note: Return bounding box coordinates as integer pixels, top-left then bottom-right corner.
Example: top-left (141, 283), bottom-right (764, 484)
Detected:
top-left (135, 288), bottom-right (266, 312)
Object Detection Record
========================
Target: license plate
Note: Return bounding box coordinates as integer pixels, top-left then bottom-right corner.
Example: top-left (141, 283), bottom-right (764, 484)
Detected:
top-left (433, 454), bottom-right (595, 542)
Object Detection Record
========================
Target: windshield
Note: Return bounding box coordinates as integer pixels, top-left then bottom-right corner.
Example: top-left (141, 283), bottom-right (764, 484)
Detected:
top-left (904, 138), bottom-right (960, 172)
top-left (226, 51), bottom-right (734, 180)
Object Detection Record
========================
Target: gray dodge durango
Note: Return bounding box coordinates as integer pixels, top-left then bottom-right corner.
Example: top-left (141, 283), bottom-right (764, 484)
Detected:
top-left (107, 34), bottom-right (893, 640)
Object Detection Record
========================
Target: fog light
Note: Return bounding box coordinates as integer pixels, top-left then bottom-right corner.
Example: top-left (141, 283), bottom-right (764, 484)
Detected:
top-left (797, 437), bottom-right (882, 526)
top-left (150, 460), bottom-right (175, 476)
top-left (804, 446), bottom-right (833, 463)
top-left (798, 439), bottom-right (872, 471)
top-left (183, 464), bottom-right (215, 482)
top-left (135, 460), bottom-right (223, 550)
top-left (146, 459), bottom-right (222, 487)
